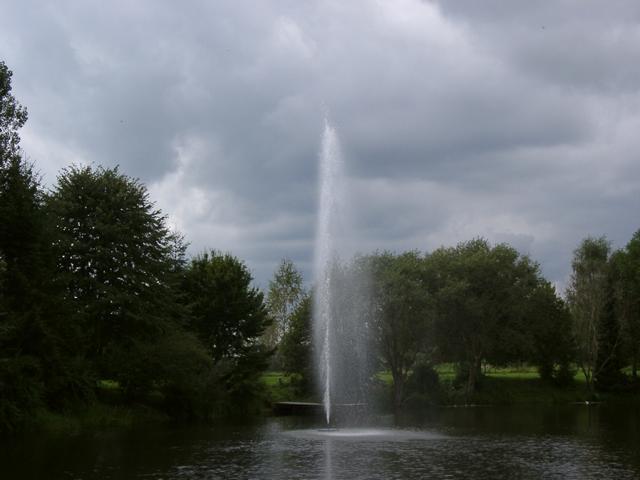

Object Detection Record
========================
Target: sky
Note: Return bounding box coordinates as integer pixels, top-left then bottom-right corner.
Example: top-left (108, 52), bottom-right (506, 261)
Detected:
top-left (1, 0), bottom-right (639, 291)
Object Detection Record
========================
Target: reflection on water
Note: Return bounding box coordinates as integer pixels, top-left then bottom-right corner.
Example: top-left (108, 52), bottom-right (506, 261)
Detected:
top-left (324, 436), bottom-right (332, 480)
top-left (2, 404), bottom-right (640, 479)
top-left (284, 427), bottom-right (446, 441)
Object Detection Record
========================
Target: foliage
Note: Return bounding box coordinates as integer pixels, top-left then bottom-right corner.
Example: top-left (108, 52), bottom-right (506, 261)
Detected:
top-left (47, 166), bottom-right (184, 374)
top-left (0, 61), bottom-right (28, 165)
top-left (0, 60), bottom-right (76, 431)
top-left (181, 251), bottom-right (272, 414)
top-left (279, 295), bottom-right (313, 396)
top-left (566, 236), bottom-right (611, 393)
top-left (616, 232), bottom-right (640, 379)
top-left (369, 251), bottom-right (432, 409)
top-left (0, 354), bottom-right (43, 432)
top-left (404, 357), bottom-right (442, 407)
top-left (526, 281), bottom-right (575, 386)
top-left (0, 157), bottom-right (46, 311)
top-left (594, 255), bottom-right (626, 391)
top-left (182, 251), bottom-right (270, 361)
top-left (429, 239), bottom-right (541, 394)
top-left (264, 258), bottom-right (305, 357)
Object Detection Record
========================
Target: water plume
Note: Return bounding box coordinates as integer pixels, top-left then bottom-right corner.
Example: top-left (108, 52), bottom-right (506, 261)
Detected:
top-left (313, 119), bottom-right (371, 425)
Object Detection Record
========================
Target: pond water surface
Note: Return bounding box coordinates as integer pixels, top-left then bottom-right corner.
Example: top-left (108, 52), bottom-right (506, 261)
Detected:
top-left (3, 404), bottom-right (640, 479)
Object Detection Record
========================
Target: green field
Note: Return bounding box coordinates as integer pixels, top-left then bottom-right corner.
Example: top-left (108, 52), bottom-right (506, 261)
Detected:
top-left (262, 365), bottom-right (614, 408)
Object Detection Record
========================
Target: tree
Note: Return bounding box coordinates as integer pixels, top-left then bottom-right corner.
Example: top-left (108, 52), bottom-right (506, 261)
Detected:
top-left (280, 294), bottom-right (313, 395)
top-left (617, 232), bottom-right (640, 380)
top-left (263, 258), bottom-right (305, 356)
top-left (0, 61), bottom-right (28, 166)
top-left (181, 251), bottom-right (271, 410)
top-left (0, 61), bottom-right (59, 431)
top-left (0, 157), bottom-right (46, 311)
top-left (0, 60), bottom-right (42, 311)
top-left (370, 251), bottom-right (431, 409)
top-left (429, 239), bottom-right (541, 394)
top-left (46, 166), bottom-right (185, 383)
top-left (526, 281), bottom-right (575, 385)
top-left (594, 261), bottom-right (625, 391)
top-left (566, 236), bottom-right (610, 394)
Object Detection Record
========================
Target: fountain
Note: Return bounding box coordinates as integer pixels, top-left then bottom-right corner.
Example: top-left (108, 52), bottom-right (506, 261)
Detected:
top-left (312, 119), bottom-right (370, 426)
top-left (307, 120), bottom-right (443, 445)
top-left (313, 119), bottom-right (341, 425)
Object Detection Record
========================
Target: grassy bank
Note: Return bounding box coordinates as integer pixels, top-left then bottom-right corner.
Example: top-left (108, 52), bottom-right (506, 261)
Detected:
top-left (262, 366), bottom-right (639, 409)
top-left (23, 403), bottom-right (170, 436)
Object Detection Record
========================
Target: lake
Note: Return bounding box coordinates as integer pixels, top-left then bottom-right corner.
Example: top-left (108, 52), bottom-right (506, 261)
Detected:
top-left (3, 403), bottom-right (640, 479)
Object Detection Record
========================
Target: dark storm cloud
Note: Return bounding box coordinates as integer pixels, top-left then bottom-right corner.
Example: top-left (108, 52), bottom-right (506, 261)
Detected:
top-left (1, 0), bottom-right (639, 289)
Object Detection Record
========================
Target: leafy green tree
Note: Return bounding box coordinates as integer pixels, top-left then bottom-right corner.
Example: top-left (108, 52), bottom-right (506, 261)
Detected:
top-left (617, 232), bottom-right (640, 380)
top-left (181, 251), bottom-right (271, 411)
top-left (182, 251), bottom-right (270, 361)
top-left (594, 252), bottom-right (626, 390)
top-left (0, 158), bottom-right (46, 311)
top-left (0, 61), bottom-right (58, 431)
top-left (566, 236), bottom-right (610, 394)
top-left (46, 166), bottom-right (185, 383)
top-left (280, 295), bottom-right (313, 395)
top-left (429, 239), bottom-right (540, 393)
top-left (0, 61), bottom-right (27, 166)
top-left (526, 281), bottom-right (575, 385)
top-left (0, 61), bottom-right (43, 312)
top-left (369, 251), bottom-right (432, 409)
top-left (264, 258), bottom-right (305, 360)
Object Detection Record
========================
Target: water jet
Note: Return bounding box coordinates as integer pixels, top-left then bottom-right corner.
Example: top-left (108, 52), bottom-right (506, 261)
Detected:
top-left (312, 119), bottom-right (371, 426)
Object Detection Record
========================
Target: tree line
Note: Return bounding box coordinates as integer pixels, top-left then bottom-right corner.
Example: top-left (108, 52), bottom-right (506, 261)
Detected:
top-left (273, 235), bottom-right (640, 410)
top-left (0, 61), bottom-right (272, 432)
top-left (3, 58), bottom-right (639, 431)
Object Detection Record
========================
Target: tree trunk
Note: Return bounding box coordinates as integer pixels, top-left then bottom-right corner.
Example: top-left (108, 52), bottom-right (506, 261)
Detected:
top-left (392, 371), bottom-right (404, 411)
top-left (466, 355), bottom-right (482, 397)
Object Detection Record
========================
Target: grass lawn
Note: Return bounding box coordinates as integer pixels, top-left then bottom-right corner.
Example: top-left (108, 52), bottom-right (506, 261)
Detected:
top-left (267, 365), bottom-right (606, 407)
top-left (261, 371), bottom-right (286, 387)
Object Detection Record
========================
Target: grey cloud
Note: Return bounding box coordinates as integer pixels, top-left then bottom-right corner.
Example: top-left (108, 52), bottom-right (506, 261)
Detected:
top-left (435, 0), bottom-right (640, 93)
top-left (1, 0), bottom-right (639, 288)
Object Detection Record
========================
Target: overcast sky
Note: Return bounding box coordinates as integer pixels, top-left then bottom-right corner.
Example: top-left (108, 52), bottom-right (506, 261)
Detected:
top-left (2, 0), bottom-right (639, 290)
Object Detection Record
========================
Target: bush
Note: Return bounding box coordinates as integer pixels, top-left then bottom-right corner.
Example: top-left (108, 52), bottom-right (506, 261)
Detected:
top-left (538, 362), bottom-right (576, 387)
top-left (404, 362), bottom-right (443, 407)
top-left (0, 355), bottom-right (43, 433)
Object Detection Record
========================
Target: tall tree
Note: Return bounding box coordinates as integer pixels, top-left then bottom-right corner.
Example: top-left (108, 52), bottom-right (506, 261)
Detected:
top-left (280, 294), bottom-right (313, 395)
top-left (0, 61), bottom-right (27, 166)
top-left (181, 251), bottom-right (271, 392)
top-left (594, 258), bottom-right (625, 391)
top-left (526, 281), bottom-right (575, 385)
top-left (618, 232), bottom-right (640, 380)
top-left (46, 166), bottom-right (184, 379)
top-left (0, 60), bottom-right (40, 310)
top-left (0, 61), bottom-right (71, 430)
top-left (370, 251), bottom-right (431, 409)
top-left (264, 258), bottom-right (305, 353)
top-left (566, 236), bottom-right (610, 394)
top-left (0, 157), bottom-right (46, 311)
top-left (429, 239), bottom-right (540, 394)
